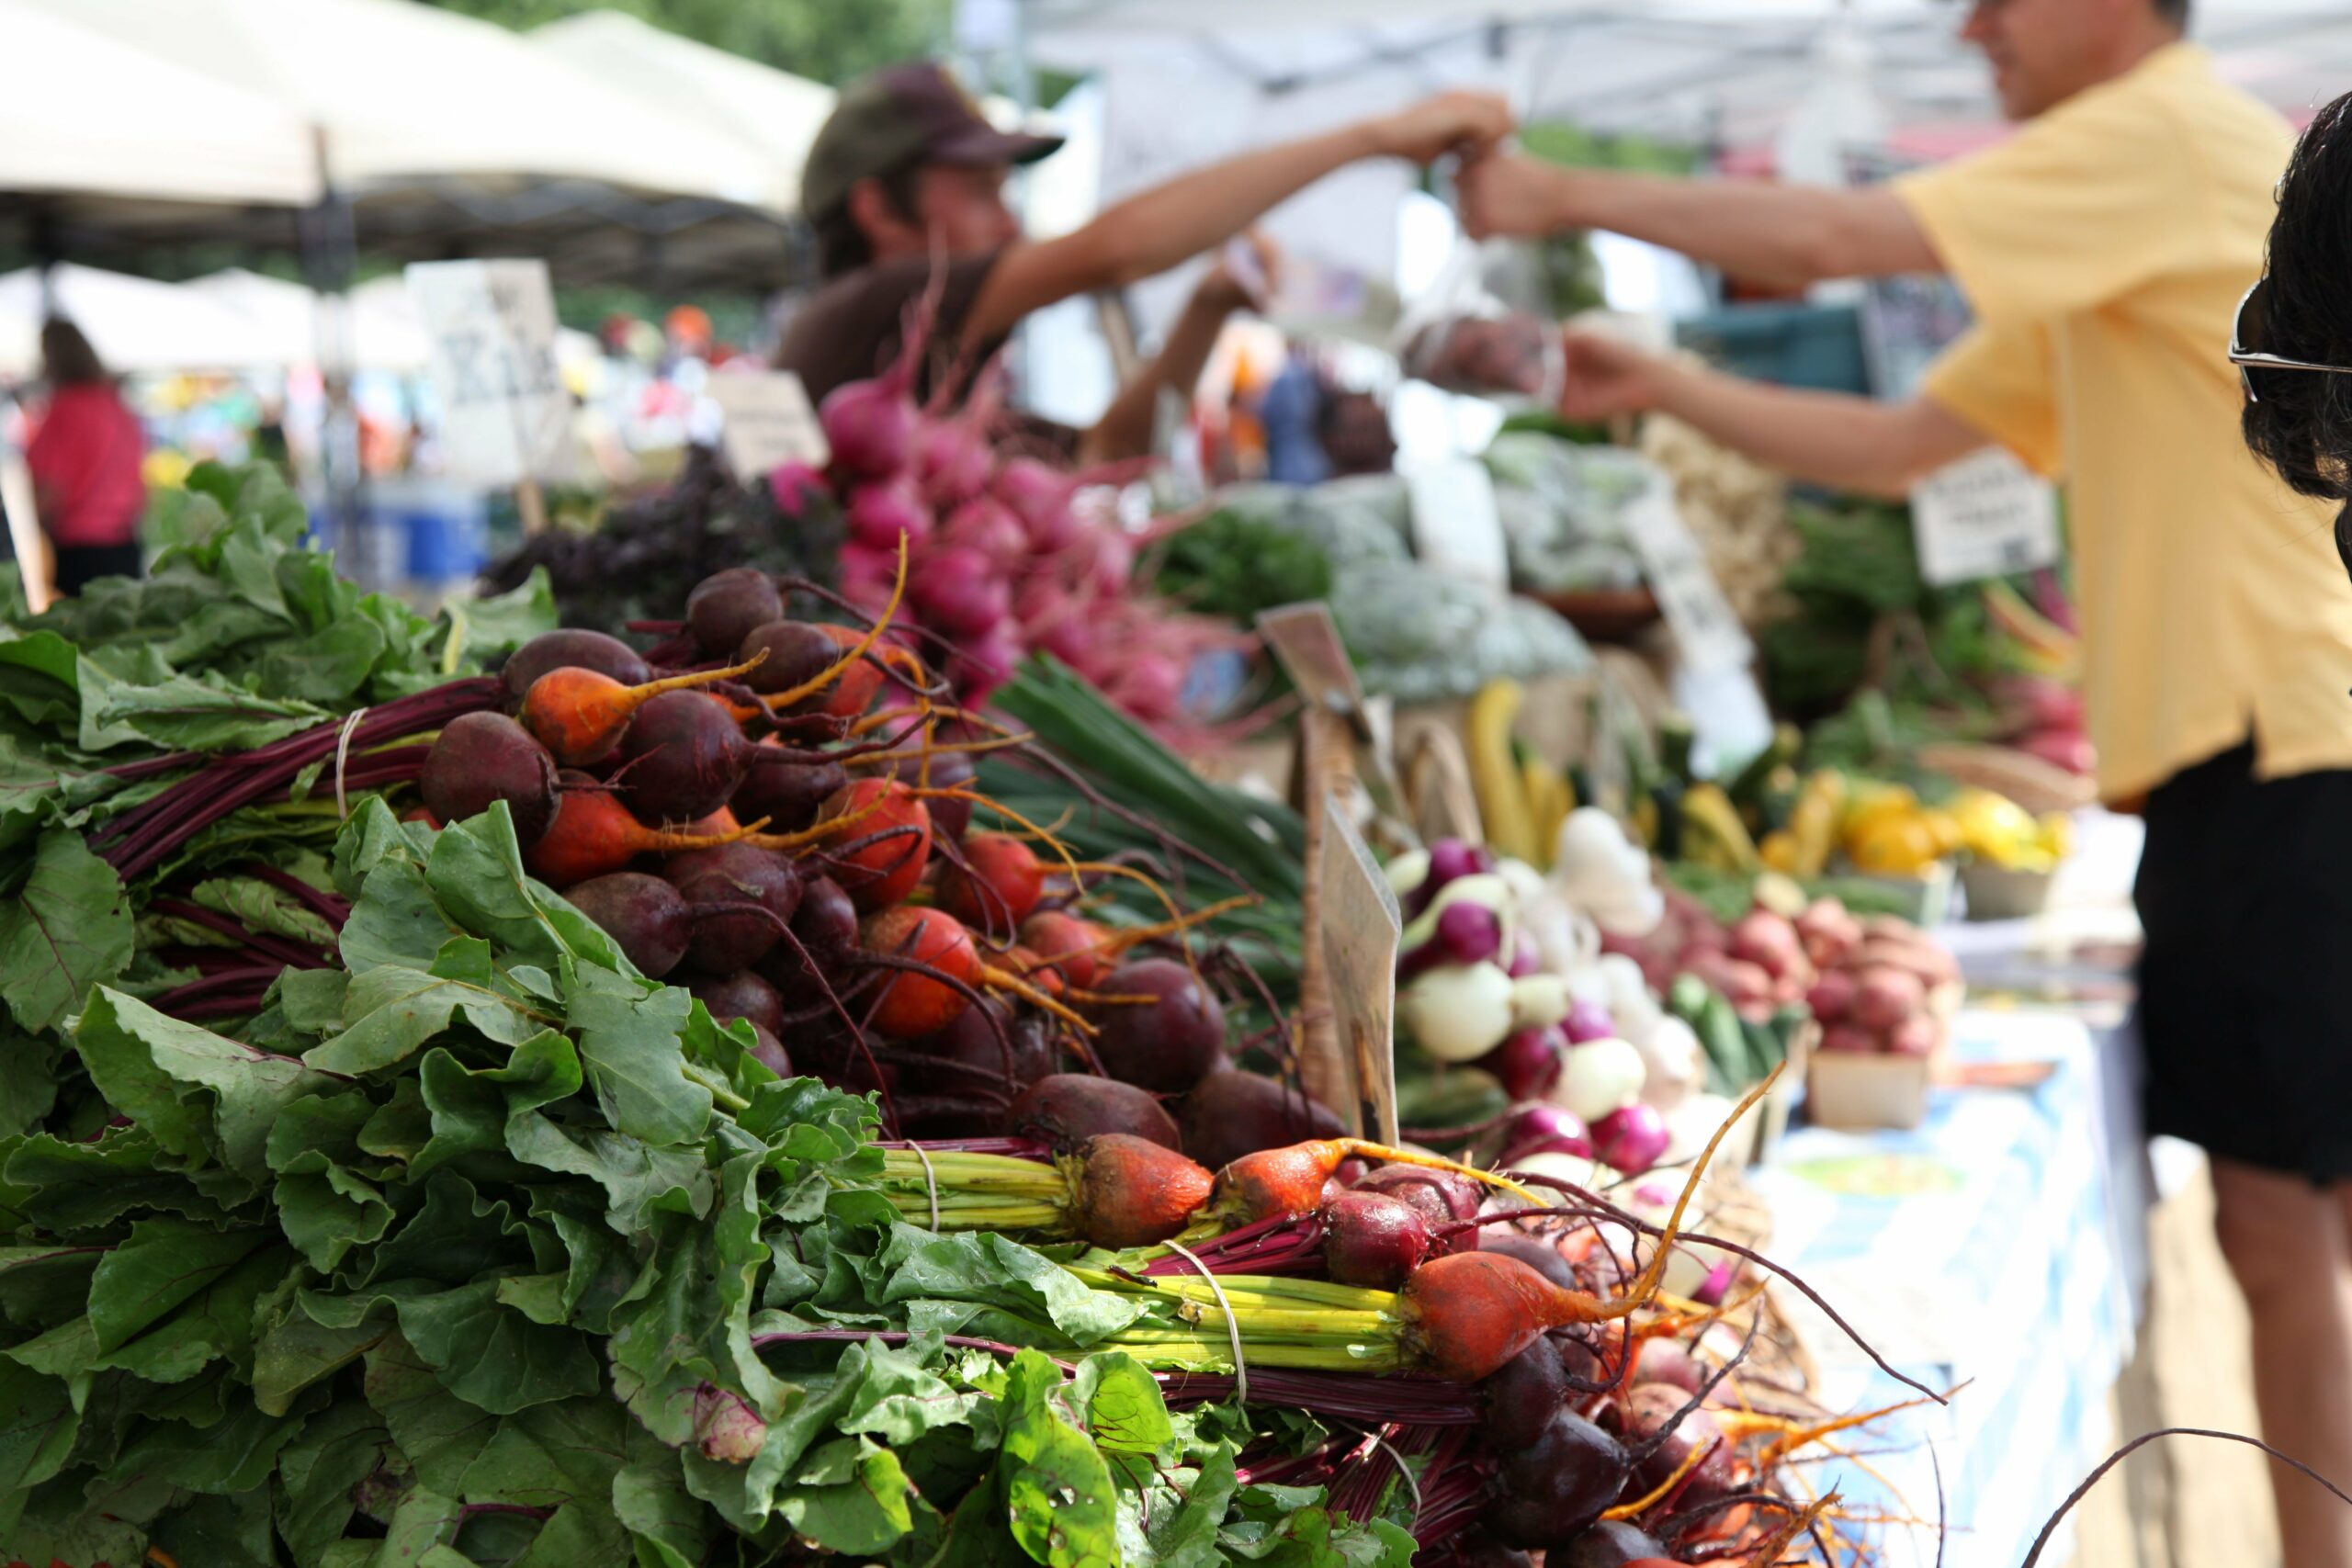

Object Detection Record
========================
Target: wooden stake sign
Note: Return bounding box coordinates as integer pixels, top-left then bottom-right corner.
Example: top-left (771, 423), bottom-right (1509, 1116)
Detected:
top-left (1255, 601), bottom-right (1408, 1127)
top-left (1317, 793), bottom-right (1402, 1144)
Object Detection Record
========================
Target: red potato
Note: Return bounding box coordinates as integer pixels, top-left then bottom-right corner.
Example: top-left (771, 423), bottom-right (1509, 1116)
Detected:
top-left (1819, 1022), bottom-right (1883, 1055)
top-left (1727, 910), bottom-right (1804, 981)
top-left (1887, 1014), bottom-right (1939, 1057)
top-left (1805, 970), bottom-right (1858, 1022)
top-left (1850, 965), bottom-right (1927, 1032)
top-left (1853, 936), bottom-right (1956, 987)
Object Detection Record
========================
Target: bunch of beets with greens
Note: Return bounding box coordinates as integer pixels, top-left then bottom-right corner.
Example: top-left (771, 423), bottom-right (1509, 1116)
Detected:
top-left (0, 463), bottom-right (555, 1137)
top-left (0, 799), bottom-right (1419, 1566)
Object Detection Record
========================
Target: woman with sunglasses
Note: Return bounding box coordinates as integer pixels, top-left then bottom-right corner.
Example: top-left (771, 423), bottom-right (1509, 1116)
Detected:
top-left (2242, 92), bottom-right (2352, 561)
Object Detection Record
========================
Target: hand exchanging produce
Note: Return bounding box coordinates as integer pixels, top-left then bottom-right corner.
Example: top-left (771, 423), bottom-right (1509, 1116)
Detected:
top-left (1455, 147), bottom-right (1573, 239)
top-left (1370, 88), bottom-right (1516, 164)
top-left (1557, 327), bottom-right (1669, 423)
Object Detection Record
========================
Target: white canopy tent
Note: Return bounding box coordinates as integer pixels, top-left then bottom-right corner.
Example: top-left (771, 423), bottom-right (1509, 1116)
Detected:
top-left (16, 0), bottom-right (772, 205)
top-left (183, 270), bottom-right (430, 373)
top-left (1002, 0), bottom-right (2352, 149)
top-left (0, 3), bottom-right (320, 207)
top-left (532, 12), bottom-right (835, 216)
top-left (0, 265), bottom-right (277, 378)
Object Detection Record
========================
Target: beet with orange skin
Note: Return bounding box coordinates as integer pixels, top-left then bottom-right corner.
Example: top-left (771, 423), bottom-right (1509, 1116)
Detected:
top-left (1070, 1134), bottom-right (1214, 1247)
top-left (861, 906), bottom-right (978, 1039)
top-left (1399, 1249), bottom-right (1599, 1383)
top-left (1008, 1075), bottom-right (1179, 1152)
top-left (526, 786), bottom-right (743, 889)
top-left (1212, 1140), bottom-right (1349, 1224)
top-left (419, 712), bottom-right (559, 843)
top-left (1018, 909), bottom-right (1108, 987)
top-left (935, 833), bottom-right (1047, 930)
top-left (817, 779), bottom-right (933, 911)
top-left (499, 628), bottom-right (649, 705)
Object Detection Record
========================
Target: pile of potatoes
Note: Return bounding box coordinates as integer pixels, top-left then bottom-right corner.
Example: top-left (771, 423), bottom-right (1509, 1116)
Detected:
top-left (1800, 905), bottom-right (1960, 1058)
top-left (1644, 891), bottom-right (1958, 1058)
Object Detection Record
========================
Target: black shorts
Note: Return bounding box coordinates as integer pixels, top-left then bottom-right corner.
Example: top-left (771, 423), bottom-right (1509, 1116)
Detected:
top-left (51, 541), bottom-right (141, 596)
top-left (2136, 742), bottom-right (2352, 1184)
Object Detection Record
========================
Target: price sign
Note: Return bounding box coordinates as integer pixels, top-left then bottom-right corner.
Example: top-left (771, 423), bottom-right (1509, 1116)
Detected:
top-left (1908, 447), bottom-right (2061, 586)
top-left (707, 370), bottom-right (830, 479)
top-left (1405, 456), bottom-right (1510, 596)
top-left (1621, 479), bottom-right (1753, 673)
top-left (406, 260), bottom-right (568, 489)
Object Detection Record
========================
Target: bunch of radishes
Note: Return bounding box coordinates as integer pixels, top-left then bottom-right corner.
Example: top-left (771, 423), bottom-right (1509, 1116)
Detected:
top-left (794, 339), bottom-right (1238, 725)
top-left (1802, 907), bottom-right (1960, 1059)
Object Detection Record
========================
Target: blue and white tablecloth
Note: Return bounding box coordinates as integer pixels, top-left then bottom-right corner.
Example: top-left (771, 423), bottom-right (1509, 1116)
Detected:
top-left (1747, 1009), bottom-right (2140, 1568)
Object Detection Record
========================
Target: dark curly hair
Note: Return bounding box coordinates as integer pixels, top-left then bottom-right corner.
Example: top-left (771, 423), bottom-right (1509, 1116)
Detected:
top-left (2241, 91), bottom-right (2352, 572)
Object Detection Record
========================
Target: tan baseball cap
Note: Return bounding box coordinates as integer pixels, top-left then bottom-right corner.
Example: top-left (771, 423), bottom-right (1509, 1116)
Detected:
top-left (801, 62), bottom-right (1064, 220)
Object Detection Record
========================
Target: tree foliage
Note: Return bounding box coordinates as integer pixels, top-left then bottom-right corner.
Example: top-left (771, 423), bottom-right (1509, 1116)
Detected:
top-left (420, 0), bottom-right (954, 86)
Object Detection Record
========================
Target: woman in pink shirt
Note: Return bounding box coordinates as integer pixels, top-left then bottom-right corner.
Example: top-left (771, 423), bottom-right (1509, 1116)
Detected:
top-left (26, 319), bottom-right (144, 594)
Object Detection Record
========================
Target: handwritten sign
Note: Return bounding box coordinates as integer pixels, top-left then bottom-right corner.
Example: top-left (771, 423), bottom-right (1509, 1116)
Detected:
top-left (1621, 479), bottom-right (1753, 673)
top-left (1909, 448), bottom-right (2061, 586)
top-left (707, 370), bottom-right (830, 479)
top-left (1405, 456), bottom-right (1510, 596)
top-left (406, 260), bottom-right (567, 489)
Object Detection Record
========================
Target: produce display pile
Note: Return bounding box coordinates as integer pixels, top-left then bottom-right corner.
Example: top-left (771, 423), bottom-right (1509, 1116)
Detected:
top-left (791, 304), bottom-right (1243, 730)
top-left (0, 467), bottom-right (1946, 1566)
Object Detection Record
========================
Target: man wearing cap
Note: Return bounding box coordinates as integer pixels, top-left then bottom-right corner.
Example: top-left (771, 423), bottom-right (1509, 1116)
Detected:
top-left (1461, 2), bottom-right (2352, 1557)
top-left (776, 62), bottom-right (1510, 462)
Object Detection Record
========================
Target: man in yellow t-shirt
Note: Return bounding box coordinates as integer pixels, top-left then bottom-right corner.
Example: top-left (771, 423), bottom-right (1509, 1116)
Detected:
top-left (1464, 3), bottom-right (2352, 1553)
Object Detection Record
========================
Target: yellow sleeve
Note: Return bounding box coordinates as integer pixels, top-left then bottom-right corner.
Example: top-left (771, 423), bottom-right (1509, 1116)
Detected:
top-left (1918, 322), bottom-right (2062, 479)
top-left (1893, 74), bottom-right (2206, 324)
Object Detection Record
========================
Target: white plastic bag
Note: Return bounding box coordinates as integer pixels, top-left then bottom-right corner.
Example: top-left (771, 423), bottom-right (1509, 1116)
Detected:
top-left (1395, 237), bottom-right (1563, 405)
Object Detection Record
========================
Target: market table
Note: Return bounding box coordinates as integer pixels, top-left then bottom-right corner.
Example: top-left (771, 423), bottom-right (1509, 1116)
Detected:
top-left (1748, 1007), bottom-right (2139, 1568)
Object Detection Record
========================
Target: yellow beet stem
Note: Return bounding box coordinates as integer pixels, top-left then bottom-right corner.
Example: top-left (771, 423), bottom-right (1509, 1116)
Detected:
top-left (976, 963), bottom-right (1097, 1036)
top-left (767, 538), bottom-right (910, 712)
top-left (1584, 1063), bottom-right (1785, 1323)
top-left (1601, 1435), bottom-right (1718, 1521)
top-left (1330, 1138), bottom-right (1543, 1209)
top-left (1759, 1387), bottom-right (1954, 1465)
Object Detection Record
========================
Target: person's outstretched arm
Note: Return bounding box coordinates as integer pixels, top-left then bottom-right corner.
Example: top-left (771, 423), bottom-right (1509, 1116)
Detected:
top-left (1457, 153), bottom-right (1939, 289)
top-left (1559, 330), bottom-right (1984, 497)
top-left (964, 90), bottom-right (1511, 344)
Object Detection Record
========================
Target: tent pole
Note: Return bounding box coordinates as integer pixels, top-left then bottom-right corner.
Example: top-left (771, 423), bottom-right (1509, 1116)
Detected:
top-left (300, 128), bottom-right (368, 582)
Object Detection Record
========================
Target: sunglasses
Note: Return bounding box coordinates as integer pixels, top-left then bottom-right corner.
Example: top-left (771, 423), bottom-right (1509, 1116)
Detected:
top-left (2231, 276), bottom-right (2352, 402)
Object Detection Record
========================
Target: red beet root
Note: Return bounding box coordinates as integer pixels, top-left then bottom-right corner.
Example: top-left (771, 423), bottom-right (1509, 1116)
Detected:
top-left (1319, 1190), bottom-right (1430, 1288)
top-left (1008, 1074), bottom-right (1180, 1153)
top-left (1086, 957), bottom-right (1226, 1095)
top-left (419, 711), bottom-right (559, 843)
top-left (1178, 1070), bottom-right (1343, 1172)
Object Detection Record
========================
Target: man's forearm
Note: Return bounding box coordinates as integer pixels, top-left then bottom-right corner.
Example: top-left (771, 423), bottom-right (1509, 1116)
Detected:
top-left (1534, 169), bottom-right (1934, 288)
top-left (1084, 127), bottom-right (1379, 288)
top-left (1647, 362), bottom-right (1979, 497)
top-left (1081, 294), bottom-right (1232, 463)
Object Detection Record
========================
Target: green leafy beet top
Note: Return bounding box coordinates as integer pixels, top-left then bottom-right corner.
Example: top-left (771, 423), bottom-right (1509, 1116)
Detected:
top-left (0, 804), bottom-right (1412, 1567)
